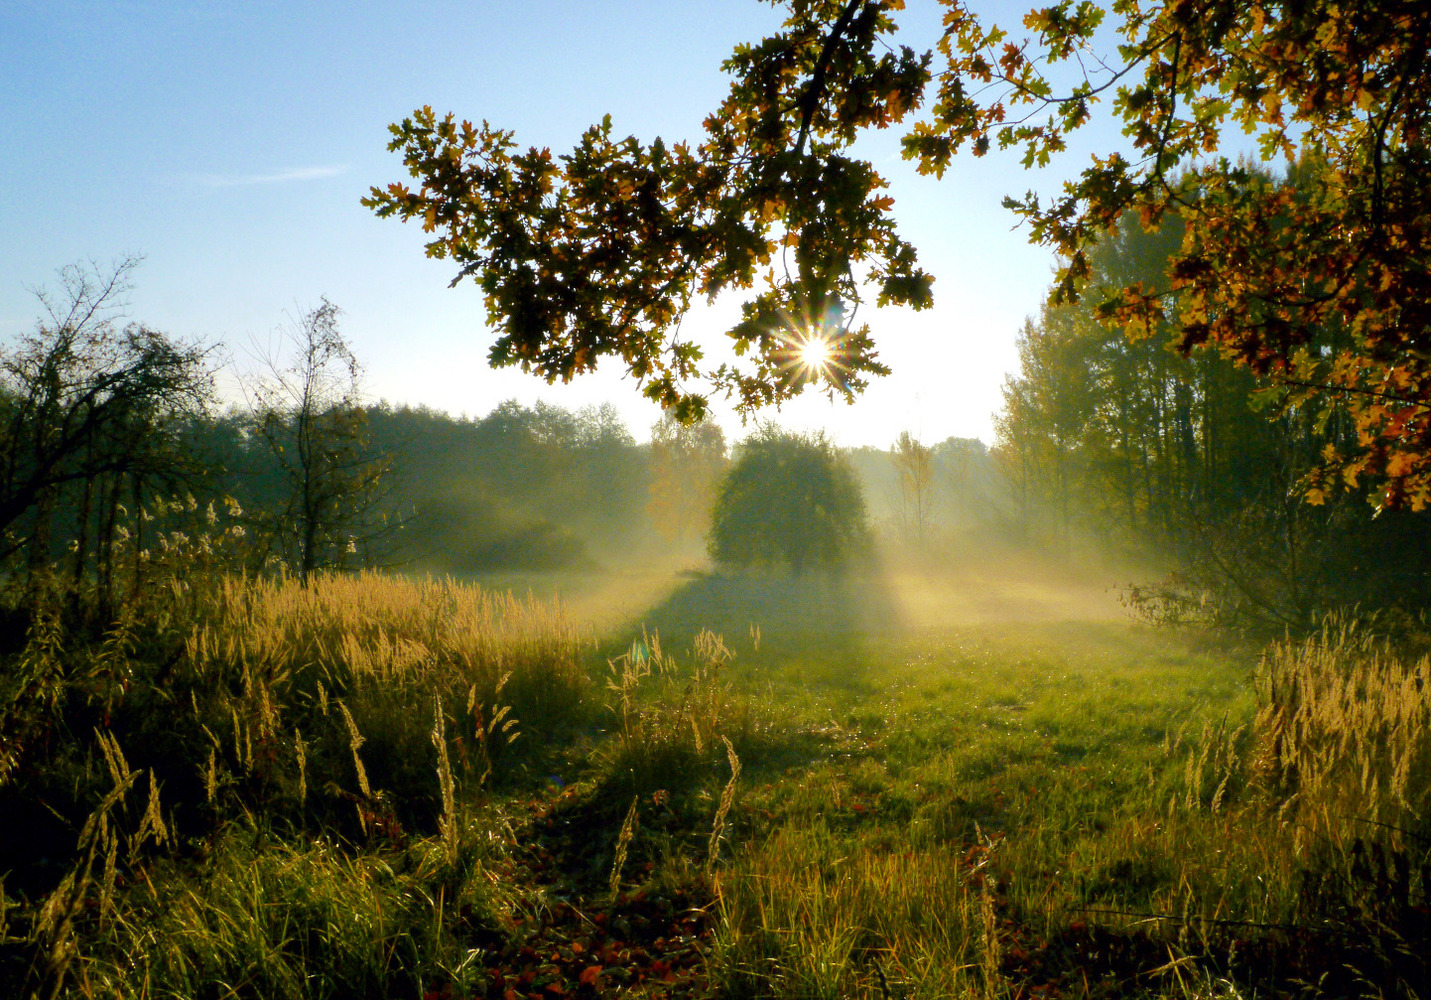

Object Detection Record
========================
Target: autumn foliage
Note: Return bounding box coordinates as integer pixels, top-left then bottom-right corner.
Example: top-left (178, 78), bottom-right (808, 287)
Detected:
top-left (370, 0), bottom-right (1431, 509)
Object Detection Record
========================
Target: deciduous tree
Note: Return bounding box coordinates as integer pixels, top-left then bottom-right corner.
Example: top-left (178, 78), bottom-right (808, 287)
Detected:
top-left (647, 414), bottom-right (728, 544)
top-left (368, 0), bottom-right (1431, 509)
top-left (708, 426), bottom-right (869, 572)
top-left (0, 258), bottom-right (213, 605)
top-left (995, 207), bottom-right (1431, 629)
top-left (890, 430), bottom-right (934, 543)
top-left (364, 1), bottom-right (934, 421)
top-left (246, 300), bottom-right (390, 585)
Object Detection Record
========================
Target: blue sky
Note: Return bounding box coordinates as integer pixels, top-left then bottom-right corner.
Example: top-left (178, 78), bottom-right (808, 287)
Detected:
top-left (2, 0), bottom-right (1119, 446)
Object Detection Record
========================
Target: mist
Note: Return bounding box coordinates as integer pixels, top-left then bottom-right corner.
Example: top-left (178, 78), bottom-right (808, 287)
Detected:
top-left (6, 0), bottom-right (1431, 988)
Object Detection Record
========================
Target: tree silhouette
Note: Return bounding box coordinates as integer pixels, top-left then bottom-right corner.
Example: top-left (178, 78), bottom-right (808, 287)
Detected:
top-left (0, 257), bottom-right (213, 607)
top-left (246, 300), bottom-right (390, 584)
top-left (369, 0), bottom-right (1431, 508)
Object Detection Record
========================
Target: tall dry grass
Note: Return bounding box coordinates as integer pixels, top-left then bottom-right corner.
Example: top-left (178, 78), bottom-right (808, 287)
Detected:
top-left (1254, 618), bottom-right (1431, 844)
top-left (184, 570), bottom-right (589, 724)
top-left (170, 570), bottom-right (593, 832)
top-left (1, 569), bottom-right (592, 999)
top-left (598, 627), bottom-right (752, 797)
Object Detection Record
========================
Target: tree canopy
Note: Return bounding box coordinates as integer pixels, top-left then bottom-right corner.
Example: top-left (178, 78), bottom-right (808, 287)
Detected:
top-left (364, 1), bottom-right (934, 422)
top-left (0, 258), bottom-right (213, 604)
top-left (709, 426), bottom-right (869, 571)
top-left (367, 0), bottom-right (1431, 507)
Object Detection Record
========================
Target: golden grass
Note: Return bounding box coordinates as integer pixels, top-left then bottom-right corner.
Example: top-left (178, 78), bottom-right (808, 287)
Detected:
top-left (183, 569), bottom-right (590, 724)
top-left (6, 568), bottom-right (587, 1000)
top-left (597, 626), bottom-right (753, 798)
top-left (9, 560), bottom-right (1430, 1000)
top-left (1255, 618), bottom-right (1431, 845)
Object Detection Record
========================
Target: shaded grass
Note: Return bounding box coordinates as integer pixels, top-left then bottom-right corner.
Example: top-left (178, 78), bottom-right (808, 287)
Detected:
top-left (72, 827), bottom-right (516, 1000)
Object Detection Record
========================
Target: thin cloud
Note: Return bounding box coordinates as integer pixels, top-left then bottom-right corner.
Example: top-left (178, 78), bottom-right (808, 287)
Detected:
top-left (187, 165), bottom-right (349, 187)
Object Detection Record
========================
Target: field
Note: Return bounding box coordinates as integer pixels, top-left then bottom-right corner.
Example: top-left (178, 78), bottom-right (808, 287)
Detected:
top-left (2, 545), bottom-right (1428, 999)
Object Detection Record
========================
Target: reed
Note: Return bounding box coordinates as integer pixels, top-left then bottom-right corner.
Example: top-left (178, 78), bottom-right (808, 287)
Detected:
top-left (0, 567), bottom-right (594, 998)
top-left (609, 795), bottom-right (641, 899)
top-left (598, 627), bottom-right (753, 799)
top-left (183, 570), bottom-right (589, 728)
top-left (431, 697), bottom-right (459, 867)
top-left (706, 736), bottom-right (741, 875)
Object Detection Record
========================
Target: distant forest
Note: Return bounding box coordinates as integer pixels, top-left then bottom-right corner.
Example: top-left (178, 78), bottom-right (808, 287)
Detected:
top-left (0, 261), bottom-right (1003, 602)
top-left (164, 401), bottom-right (1006, 577)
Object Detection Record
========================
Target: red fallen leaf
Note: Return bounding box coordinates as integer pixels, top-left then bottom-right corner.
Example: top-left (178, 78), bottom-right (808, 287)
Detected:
top-left (578, 966), bottom-right (602, 986)
top-left (542, 984), bottom-right (568, 997)
top-left (504, 990), bottom-right (518, 1000)
top-left (570, 941), bottom-right (584, 954)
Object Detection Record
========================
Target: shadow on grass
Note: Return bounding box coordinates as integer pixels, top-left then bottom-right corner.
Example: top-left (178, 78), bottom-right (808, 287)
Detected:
top-left (632, 562), bottom-right (898, 652)
top-left (535, 566), bottom-right (907, 894)
top-left (659, 567), bottom-right (899, 628)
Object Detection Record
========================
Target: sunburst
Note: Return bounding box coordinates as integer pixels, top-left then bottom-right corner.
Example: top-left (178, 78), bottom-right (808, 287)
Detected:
top-left (773, 300), bottom-right (848, 387)
top-left (798, 334), bottom-right (832, 372)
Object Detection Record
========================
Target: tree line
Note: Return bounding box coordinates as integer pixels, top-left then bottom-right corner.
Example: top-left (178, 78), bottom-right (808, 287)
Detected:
top-left (992, 167), bottom-right (1431, 631)
top-left (29, 232), bottom-right (1431, 633)
top-left (6, 259), bottom-right (984, 624)
top-left (0, 261), bottom-right (676, 620)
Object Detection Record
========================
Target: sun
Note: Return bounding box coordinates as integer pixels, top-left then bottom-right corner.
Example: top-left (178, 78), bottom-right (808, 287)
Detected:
top-left (798, 335), bottom-right (832, 371)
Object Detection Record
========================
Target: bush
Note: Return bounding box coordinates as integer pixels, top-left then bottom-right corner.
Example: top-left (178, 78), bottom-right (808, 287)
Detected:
top-left (708, 427), bottom-right (870, 573)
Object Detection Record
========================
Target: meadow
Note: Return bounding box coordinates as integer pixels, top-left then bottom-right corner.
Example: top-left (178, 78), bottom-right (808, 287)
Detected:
top-left (1, 545), bottom-right (1428, 999)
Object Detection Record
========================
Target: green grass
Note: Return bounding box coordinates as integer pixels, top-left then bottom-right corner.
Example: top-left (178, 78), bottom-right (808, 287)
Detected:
top-left (2, 558), bottom-right (1428, 999)
top-left (700, 617), bottom-right (1265, 999)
